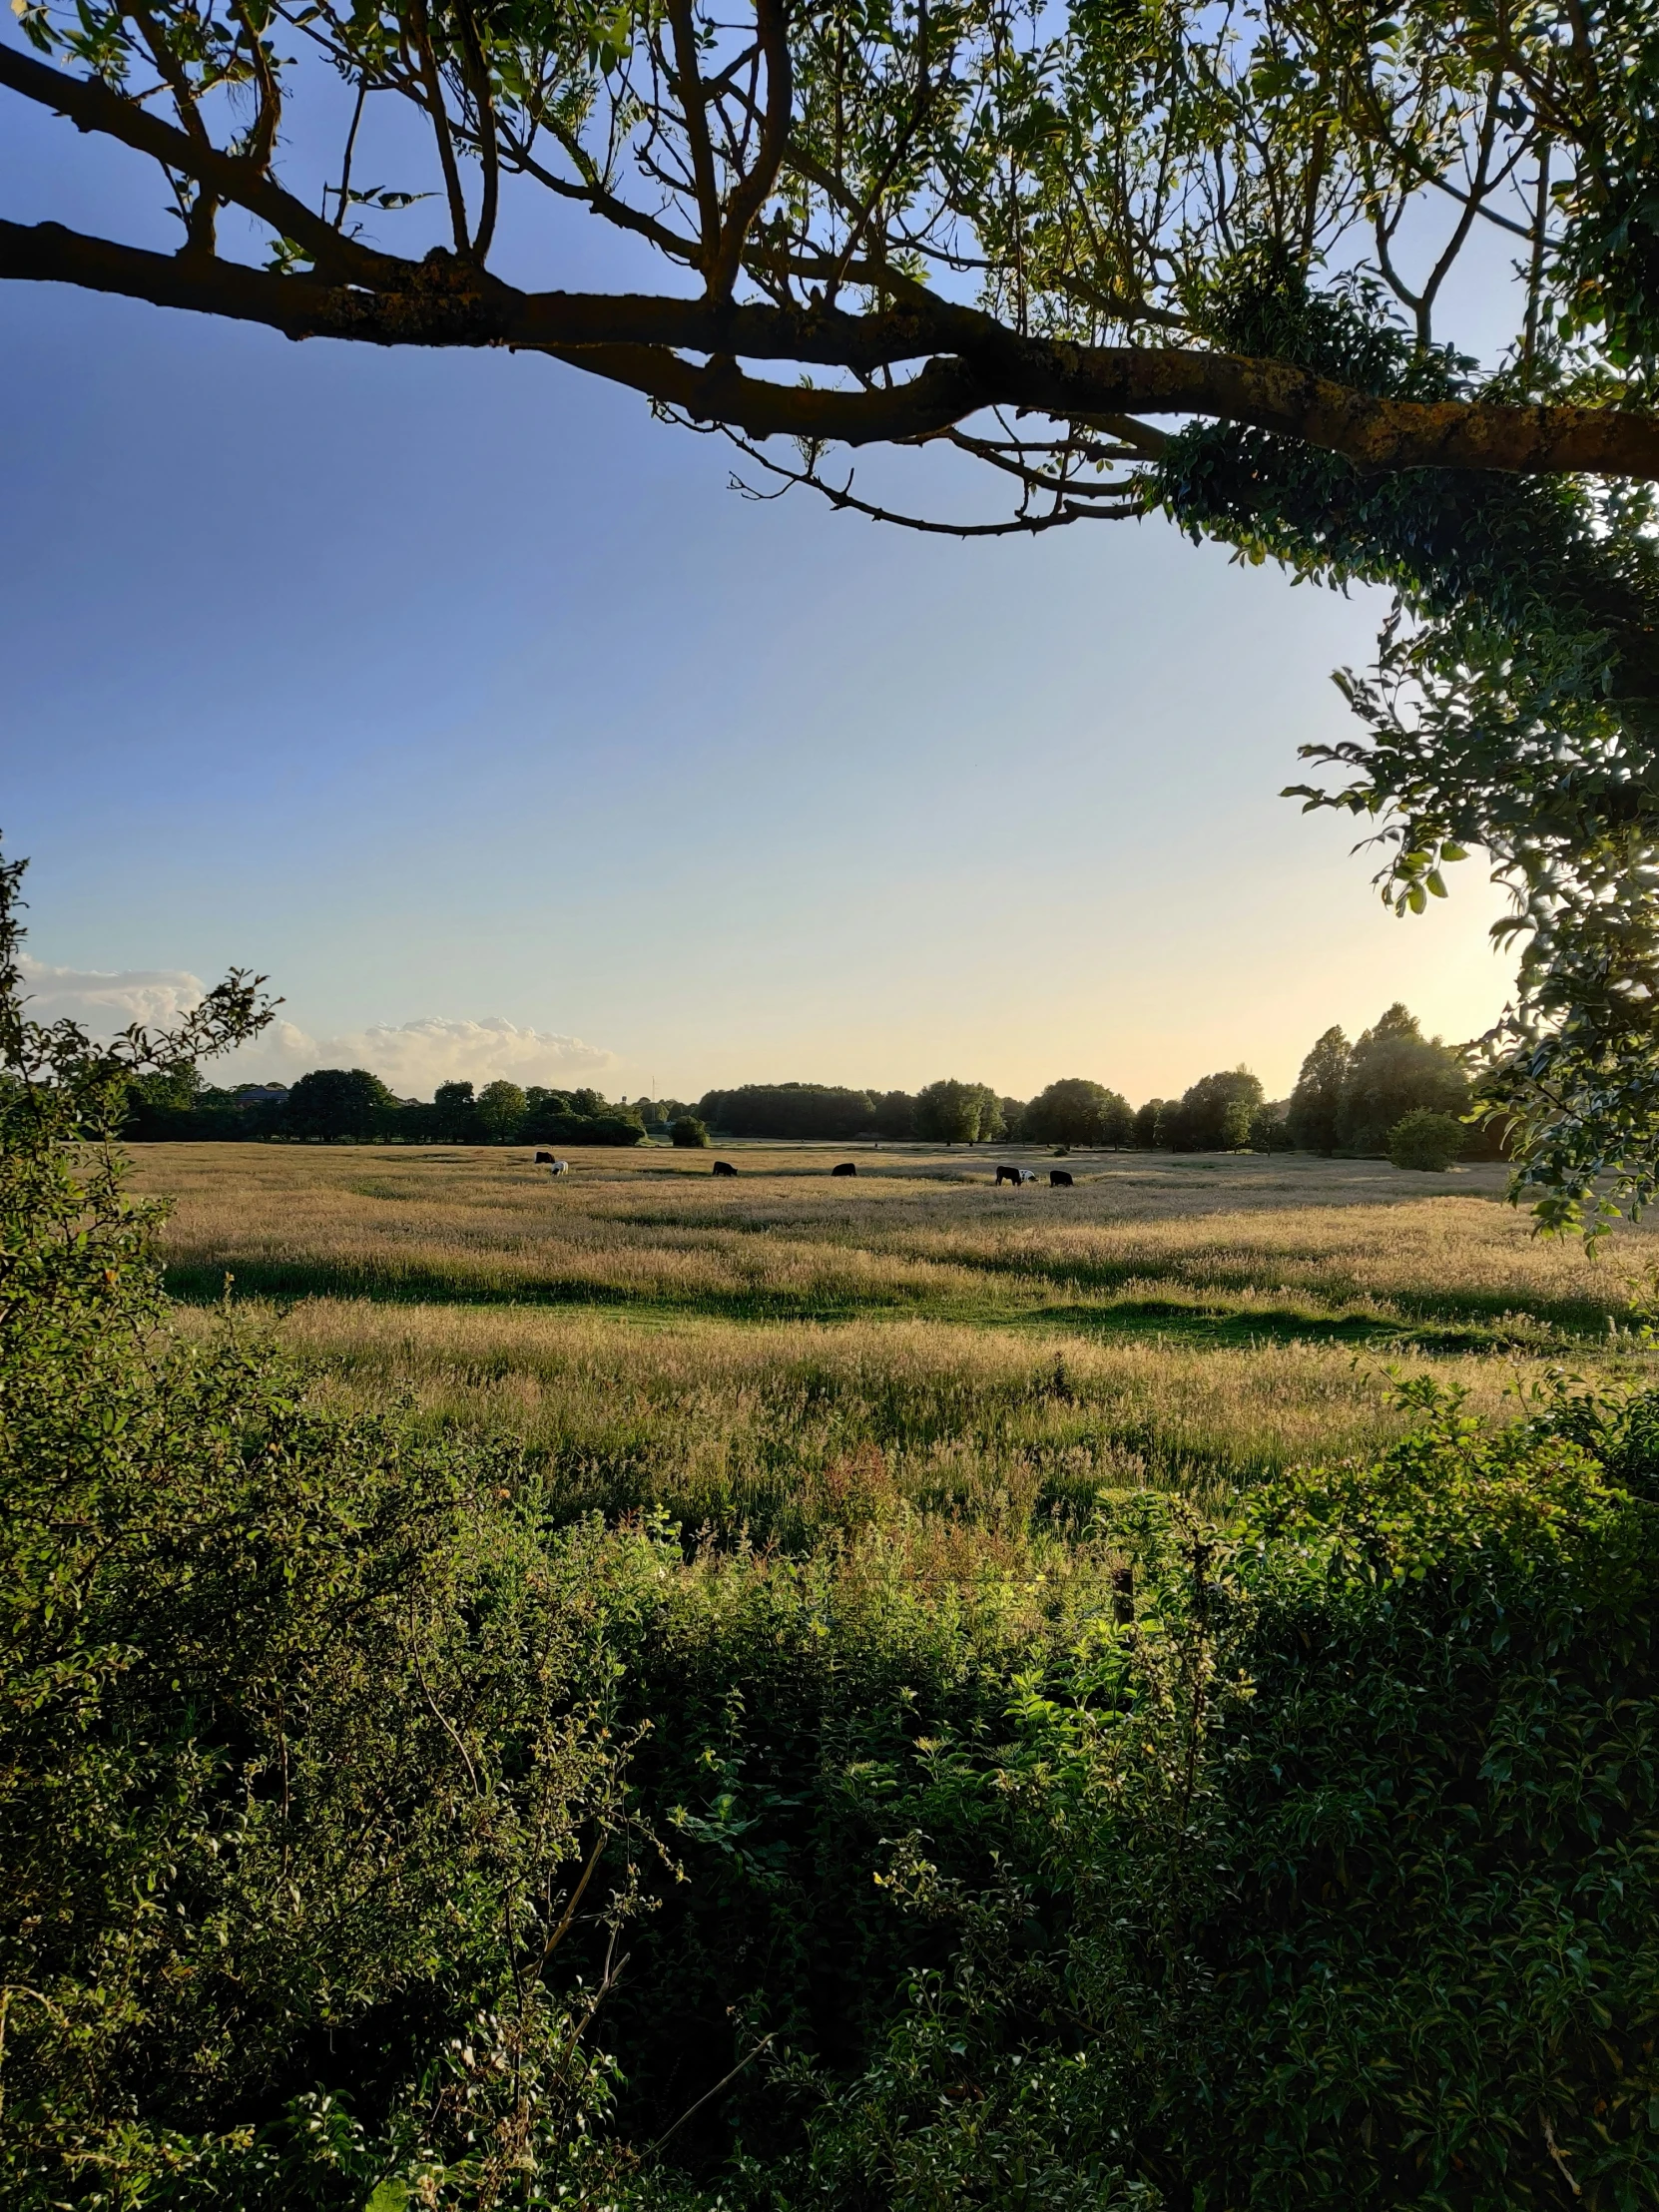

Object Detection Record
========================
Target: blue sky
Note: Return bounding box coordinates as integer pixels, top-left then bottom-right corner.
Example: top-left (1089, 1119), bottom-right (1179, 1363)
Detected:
top-left (1, 59), bottom-right (1515, 1104)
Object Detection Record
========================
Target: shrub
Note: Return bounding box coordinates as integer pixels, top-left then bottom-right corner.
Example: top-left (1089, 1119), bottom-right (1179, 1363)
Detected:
top-left (1388, 1105), bottom-right (1466, 1169)
top-left (0, 848), bottom-right (645, 2208)
top-left (795, 1384), bottom-right (1659, 2208)
top-left (672, 1115), bottom-right (711, 1147)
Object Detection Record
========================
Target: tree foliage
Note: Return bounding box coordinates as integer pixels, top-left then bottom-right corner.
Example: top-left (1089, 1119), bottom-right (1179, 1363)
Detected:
top-left (1021, 1076), bottom-right (1134, 1148)
top-left (696, 1083), bottom-right (879, 1141)
top-left (1340, 1000), bottom-right (1469, 1153)
top-left (913, 1077), bottom-right (1005, 1144)
top-left (1287, 1002), bottom-right (1482, 1157)
top-left (1164, 1066), bottom-right (1264, 1152)
top-left (1288, 1024), bottom-right (1352, 1155)
top-left (283, 1065), bottom-right (398, 1142)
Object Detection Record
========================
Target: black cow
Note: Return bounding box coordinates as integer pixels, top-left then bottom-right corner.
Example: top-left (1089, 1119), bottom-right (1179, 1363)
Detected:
top-left (831, 1162), bottom-right (857, 1178)
top-left (1049, 1169), bottom-right (1074, 1187)
top-left (995, 1163), bottom-right (1030, 1186)
top-left (712, 1160), bottom-right (739, 1178)
top-left (534, 1150), bottom-right (556, 1164)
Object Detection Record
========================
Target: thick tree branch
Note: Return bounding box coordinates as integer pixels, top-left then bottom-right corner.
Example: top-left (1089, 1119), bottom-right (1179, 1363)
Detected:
top-left (5, 215), bottom-right (1659, 479)
top-left (405, 0), bottom-right (471, 255)
top-left (540, 342), bottom-right (986, 440)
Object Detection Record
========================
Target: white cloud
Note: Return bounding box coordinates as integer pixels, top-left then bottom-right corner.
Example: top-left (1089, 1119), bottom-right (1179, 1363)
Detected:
top-left (19, 957), bottom-right (614, 1099)
top-left (18, 954), bottom-right (209, 1031)
top-left (221, 1014), bottom-right (614, 1098)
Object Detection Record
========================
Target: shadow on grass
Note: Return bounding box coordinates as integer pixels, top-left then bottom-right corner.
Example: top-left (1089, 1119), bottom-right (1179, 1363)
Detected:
top-left (926, 1246), bottom-right (1613, 1338)
top-left (166, 1260), bottom-right (1558, 1352)
top-left (163, 1260), bottom-right (940, 1323)
top-left (1028, 1300), bottom-right (1542, 1355)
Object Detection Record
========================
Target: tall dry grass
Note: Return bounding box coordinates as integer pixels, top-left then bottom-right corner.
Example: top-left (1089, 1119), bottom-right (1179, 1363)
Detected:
top-left (131, 1142), bottom-right (1649, 1342)
top-left (136, 1142), bottom-right (1659, 1539)
top-left (178, 1298), bottom-right (1614, 1535)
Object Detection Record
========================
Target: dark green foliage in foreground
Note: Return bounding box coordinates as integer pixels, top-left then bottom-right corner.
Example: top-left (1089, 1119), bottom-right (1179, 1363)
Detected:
top-left (1158, 250), bottom-right (1659, 1234)
top-left (5, 848), bottom-right (1658, 2207)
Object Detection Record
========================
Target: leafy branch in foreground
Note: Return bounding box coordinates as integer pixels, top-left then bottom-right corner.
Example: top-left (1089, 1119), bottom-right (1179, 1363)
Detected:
top-left (0, 847), bottom-right (656, 2207)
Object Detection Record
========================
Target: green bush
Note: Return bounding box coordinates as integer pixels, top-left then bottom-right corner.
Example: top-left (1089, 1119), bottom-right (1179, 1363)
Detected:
top-left (1388, 1105), bottom-right (1466, 1169)
top-left (672, 1116), bottom-right (711, 1147)
top-left (0, 852), bottom-right (653, 2208)
top-left (789, 1384), bottom-right (1659, 2208)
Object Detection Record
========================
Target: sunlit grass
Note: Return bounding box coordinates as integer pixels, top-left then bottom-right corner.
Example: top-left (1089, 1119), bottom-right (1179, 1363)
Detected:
top-left (187, 1297), bottom-right (1596, 1536)
top-left (130, 1137), bottom-right (1659, 1545)
top-left (132, 1140), bottom-right (1647, 1346)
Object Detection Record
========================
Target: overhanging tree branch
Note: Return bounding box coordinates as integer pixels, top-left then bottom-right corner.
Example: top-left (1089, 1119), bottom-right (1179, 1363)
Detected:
top-left (5, 209), bottom-right (1657, 478)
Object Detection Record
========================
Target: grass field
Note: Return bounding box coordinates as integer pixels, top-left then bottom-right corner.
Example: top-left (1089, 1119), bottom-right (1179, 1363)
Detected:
top-left (131, 1139), bottom-right (1659, 1531)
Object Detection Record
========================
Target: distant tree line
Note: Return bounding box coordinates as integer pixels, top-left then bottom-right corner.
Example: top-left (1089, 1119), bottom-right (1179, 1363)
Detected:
top-left (122, 1005), bottom-right (1498, 1161)
top-left (123, 1068), bottom-right (651, 1146)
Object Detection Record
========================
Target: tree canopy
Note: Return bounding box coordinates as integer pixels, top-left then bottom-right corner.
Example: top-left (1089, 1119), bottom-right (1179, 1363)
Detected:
top-left (1287, 1002), bottom-right (1481, 1155)
top-left (9, 0), bottom-right (1659, 1222)
top-left (1165, 1066), bottom-right (1265, 1151)
top-left (1022, 1075), bottom-right (1134, 1148)
top-left (283, 1064), bottom-right (397, 1141)
top-left (914, 1077), bottom-right (1004, 1143)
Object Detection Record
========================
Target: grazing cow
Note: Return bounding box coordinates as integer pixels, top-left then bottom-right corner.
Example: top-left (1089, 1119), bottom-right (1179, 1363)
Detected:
top-left (1049, 1169), bottom-right (1074, 1187)
top-left (831, 1162), bottom-right (857, 1178)
top-left (995, 1163), bottom-right (1027, 1186)
top-left (712, 1159), bottom-right (739, 1178)
top-left (534, 1150), bottom-right (556, 1164)
top-left (545, 1157), bottom-right (570, 1176)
